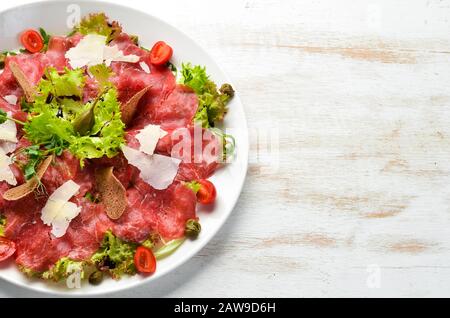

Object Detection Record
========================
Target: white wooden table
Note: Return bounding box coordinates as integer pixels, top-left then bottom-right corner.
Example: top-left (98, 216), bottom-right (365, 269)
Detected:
top-left (1, 0), bottom-right (450, 297)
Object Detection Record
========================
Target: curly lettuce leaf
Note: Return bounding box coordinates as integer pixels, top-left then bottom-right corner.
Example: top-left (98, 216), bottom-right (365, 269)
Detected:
top-left (23, 108), bottom-right (74, 145)
top-left (88, 64), bottom-right (114, 90)
top-left (180, 63), bottom-right (234, 128)
top-left (69, 88), bottom-right (125, 163)
top-left (41, 257), bottom-right (86, 282)
top-left (43, 67), bottom-right (85, 98)
top-left (24, 66), bottom-right (125, 168)
top-left (32, 67), bottom-right (85, 115)
top-left (73, 13), bottom-right (122, 42)
top-left (91, 230), bottom-right (137, 279)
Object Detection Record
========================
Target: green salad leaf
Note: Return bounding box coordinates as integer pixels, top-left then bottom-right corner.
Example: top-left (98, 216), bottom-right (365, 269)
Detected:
top-left (38, 28), bottom-right (51, 52)
top-left (24, 109), bottom-right (74, 145)
top-left (184, 180), bottom-right (201, 194)
top-left (154, 238), bottom-right (185, 260)
top-left (88, 64), bottom-right (114, 90)
top-left (180, 63), bottom-right (234, 128)
top-left (42, 257), bottom-right (86, 282)
top-left (91, 230), bottom-right (137, 279)
top-left (73, 13), bottom-right (122, 42)
top-left (23, 66), bottom-right (125, 169)
top-left (0, 215), bottom-right (6, 237)
top-left (69, 88), bottom-right (125, 164)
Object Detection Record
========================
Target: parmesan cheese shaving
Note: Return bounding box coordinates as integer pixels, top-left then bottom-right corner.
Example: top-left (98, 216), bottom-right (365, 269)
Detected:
top-left (65, 34), bottom-right (140, 69)
top-left (0, 141), bottom-right (17, 154)
top-left (121, 145), bottom-right (180, 190)
top-left (139, 61), bottom-right (151, 74)
top-left (104, 45), bottom-right (140, 66)
top-left (136, 124), bottom-right (167, 155)
top-left (3, 95), bottom-right (17, 105)
top-left (0, 147), bottom-right (17, 186)
top-left (0, 111), bottom-right (18, 143)
top-left (41, 180), bottom-right (82, 238)
top-left (65, 34), bottom-right (106, 68)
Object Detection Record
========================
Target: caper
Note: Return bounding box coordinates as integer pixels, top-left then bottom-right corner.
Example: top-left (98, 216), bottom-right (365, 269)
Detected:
top-left (219, 83), bottom-right (234, 98)
top-left (185, 219), bottom-right (201, 238)
top-left (88, 270), bottom-right (104, 285)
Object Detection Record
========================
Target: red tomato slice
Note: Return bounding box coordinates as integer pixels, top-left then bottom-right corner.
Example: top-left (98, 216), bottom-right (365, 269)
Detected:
top-left (20, 29), bottom-right (44, 53)
top-left (134, 246), bottom-right (156, 274)
top-left (0, 237), bottom-right (16, 262)
top-left (196, 179), bottom-right (217, 205)
top-left (149, 41), bottom-right (173, 66)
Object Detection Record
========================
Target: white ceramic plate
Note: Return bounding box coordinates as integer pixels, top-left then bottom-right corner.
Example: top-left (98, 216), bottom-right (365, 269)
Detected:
top-left (0, 0), bottom-right (248, 295)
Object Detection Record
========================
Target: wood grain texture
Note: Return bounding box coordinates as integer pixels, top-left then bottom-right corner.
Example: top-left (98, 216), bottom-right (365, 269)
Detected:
top-left (1, 0), bottom-right (450, 297)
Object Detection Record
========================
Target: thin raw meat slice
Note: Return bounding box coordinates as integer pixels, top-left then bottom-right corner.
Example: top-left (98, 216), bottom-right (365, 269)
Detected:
top-left (109, 33), bottom-right (147, 58)
top-left (14, 221), bottom-right (60, 271)
top-left (142, 85), bottom-right (198, 130)
top-left (44, 36), bottom-right (69, 71)
top-left (40, 151), bottom-right (79, 194)
top-left (156, 182), bottom-right (197, 240)
top-left (111, 64), bottom-right (175, 111)
top-left (64, 199), bottom-right (114, 260)
top-left (2, 191), bottom-right (44, 240)
top-left (156, 126), bottom-right (221, 181)
top-left (0, 91), bottom-right (28, 124)
top-left (5, 53), bottom-right (47, 86)
top-left (133, 84), bottom-right (197, 131)
top-left (112, 186), bottom-right (159, 242)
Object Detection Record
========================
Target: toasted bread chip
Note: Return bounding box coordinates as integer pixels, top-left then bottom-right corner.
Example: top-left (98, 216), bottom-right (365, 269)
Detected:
top-left (3, 155), bottom-right (53, 201)
top-left (95, 166), bottom-right (127, 220)
top-left (121, 86), bottom-right (151, 125)
top-left (9, 62), bottom-right (35, 102)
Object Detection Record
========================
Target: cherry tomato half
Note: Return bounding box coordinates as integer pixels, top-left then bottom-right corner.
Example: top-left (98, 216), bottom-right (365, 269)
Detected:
top-left (149, 41), bottom-right (173, 66)
top-left (196, 179), bottom-right (217, 205)
top-left (0, 237), bottom-right (16, 262)
top-left (134, 246), bottom-right (156, 274)
top-left (20, 29), bottom-right (44, 53)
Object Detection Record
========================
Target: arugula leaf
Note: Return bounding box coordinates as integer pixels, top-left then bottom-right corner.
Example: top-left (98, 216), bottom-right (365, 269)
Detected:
top-left (166, 61), bottom-right (177, 77)
top-left (180, 63), bottom-right (234, 128)
top-left (38, 28), bottom-right (51, 52)
top-left (0, 109), bottom-right (26, 126)
top-left (0, 109), bottom-right (7, 124)
top-left (84, 192), bottom-right (99, 203)
top-left (73, 13), bottom-right (122, 42)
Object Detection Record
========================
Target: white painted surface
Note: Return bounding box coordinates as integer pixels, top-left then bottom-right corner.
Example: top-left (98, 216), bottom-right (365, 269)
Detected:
top-left (1, 0), bottom-right (450, 297)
